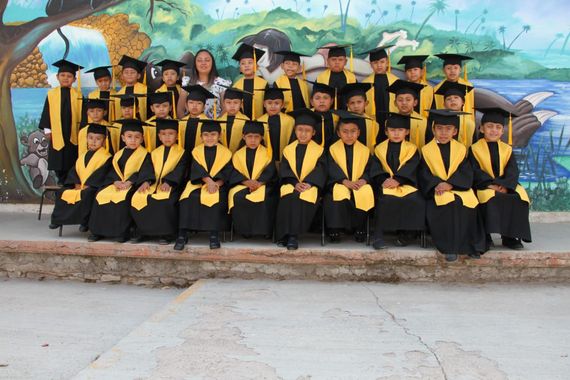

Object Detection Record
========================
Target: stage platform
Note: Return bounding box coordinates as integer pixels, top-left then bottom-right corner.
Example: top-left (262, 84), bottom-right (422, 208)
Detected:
top-left (0, 207), bottom-right (569, 285)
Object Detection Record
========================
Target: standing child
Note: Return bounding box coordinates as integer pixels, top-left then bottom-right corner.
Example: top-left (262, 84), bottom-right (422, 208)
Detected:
top-left (432, 81), bottom-right (476, 147)
top-left (49, 124), bottom-right (112, 232)
top-left (256, 87), bottom-right (295, 162)
top-left (143, 91), bottom-right (174, 151)
top-left (175, 120), bottom-right (233, 250)
top-left (228, 121), bottom-right (277, 238)
top-left (316, 45), bottom-right (356, 110)
top-left (371, 113), bottom-right (425, 249)
top-left (114, 55), bottom-right (148, 120)
top-left (38, 59), bottom-right (83, 185)
top-left (217, 86), bottom-right (251, 153)
top-left (178, 85), bottom-right (215, 155)
top-left (419, 109), bottom-right (486, 261)
top-left (85, 65), bottom-right (116, 121)
top-left (275, 109), bottom-right (327, 250)
top-left (232, 43), bottom-right (269, 120)
top-left (397, 55), bottom-right (433, 118)
top-left (131, 119), bottom-right (187, 244)
top-left (339, 83), bottom-right (380, 150)
top-left (273, 50), bottom-right (311, 112)
top-left (155, 59), bottom-right (185, 118)
top-left (78, 98), bottom-right (113, 156)
top-left (323, 113), bottom-right (375, 243)
top-left (387, 80), bottom-right (429, 148)
top-left (88, 119), bottom-right (153, 243)
top-left (308, 81), bottom-right (339, 148)
top-left (433, 53), bottom-right (475, 119)
top-left (469, 107), bottom-right (531, 250)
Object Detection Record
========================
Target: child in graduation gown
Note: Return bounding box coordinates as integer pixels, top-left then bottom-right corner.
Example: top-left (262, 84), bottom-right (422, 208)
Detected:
top-left (78, 98), bottom-right (113, 156)
top-left (371, 113), bottom-right (426, 249)
top-left (469, 107), bottom-right (531, 250)
top-left (397, 55), bottom-right (433, 119)
top-left (114, 55), bottom-right (149, 120)
top-left (49, 124), bottom-right (112, 232)
top-left (275, 109), bottom-right (327, 250)
top-left (217, 86), bottom-right (250, 153)
top-left (38, 59), bottom-right (83, 185)
top-left (228, 121), bottom-right (278, 238)
top-left (273, 50), bottom-right (311, 112)
top-left (88, 119), bottom-right (153, 243)
top-left (178, 85), bottom-right (214, 156)
top-left (85, 65), bottom-right (116, 122)
top-left (387, 80), bottom-right (429, 148)
top-left (232, 43), bottom-right (268, 120)
top-left (339, 83), bottom-right (380, 149)
top-left (154, 59), bottom-right (185, 118)
top-left (316, 45), bottom-right (356, 110)
top-left (143, 91), bottom-right (174, 151)
top-left (175, 120), bottom-right (233, 250)
top-left (419, 109), bottom-right (486, 262)
top-left (308, 81), bottom-right (340, 149)
top-left (256, 87), bottom-right (295, 162)
top-left (130, 119), bottom-right (187, 244)
top-left (432, 53), bottom-right (475, 120)
top-left (323, 113), bottom-right (375, 244)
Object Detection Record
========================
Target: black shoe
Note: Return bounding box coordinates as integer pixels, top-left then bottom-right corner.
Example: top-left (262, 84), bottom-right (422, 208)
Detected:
top-left (173, 236), bottom-right (187, 251)
top-left (78, 225), bottom-right (88, 233)
top-left (286, 235), bottom-right (298, 250)
top-left (328, 232), bottom-right (341, 243)
top-left (372, 239), bottom-right (387, 250)
top-left (394, 232), bottom-right (408, 247)
top-left (209, 235), bottom-right (221, 249)
top-left (468, 252), bottom-right (481, 259)
top-left (502, 237), bottom-right (524, 250)
top-left (48, 223), bottom-right (61, 230)
top-left (87, 234), bottom-right (101, 242)
top-left (276, 239), bottom-right (287, 247)
top-left (354, 230), bottom-right (366, 243)
top-left (131, 235), bottom-right (146, 244)
top-left (445, 253), bottom-right (458, 262)
top-left (116, 234), bottom-right (129, 243)
top-left (158, 237), bottom-right (171, 245)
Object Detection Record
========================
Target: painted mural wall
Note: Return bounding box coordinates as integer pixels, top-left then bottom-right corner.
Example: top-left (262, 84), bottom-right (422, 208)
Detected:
top-left (1, 0), bottom-right (569, 210)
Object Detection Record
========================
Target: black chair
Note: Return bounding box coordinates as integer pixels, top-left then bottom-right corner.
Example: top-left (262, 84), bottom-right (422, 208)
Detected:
top-left (38, 185), bottom-right (61, 221)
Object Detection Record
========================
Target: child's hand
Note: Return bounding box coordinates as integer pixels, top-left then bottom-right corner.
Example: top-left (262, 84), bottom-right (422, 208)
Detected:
top-left (354, 179), bottom-right (368, 190)
top-left (137, 182), bottom-right (150, 193)
top-left (382, 178), bottom-right (399, 189)
top-left (113, 181), bottom-right (123, 190)
top-left (342, 179), bottom-right (357, 190)
top-left (297, 182), bottom-right (312, 193)
top-left (206, 181), bottom-right (218, 194)
top-left (74, 184), bottom-right (82, 190)
top-left (435, 182), bottom-right (453, 195)
top-left (159, 183), bottom-right (171, 192)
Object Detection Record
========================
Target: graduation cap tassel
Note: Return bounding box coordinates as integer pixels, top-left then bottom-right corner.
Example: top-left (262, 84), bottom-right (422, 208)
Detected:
top-left (111, 65), bottom-right (116, 91)
top-left (334, 88), bottom-right (338, 110)
top-left (171, 91), bottom-right (177, 119)
top-left (302, 62), bottom-right (307, 81)
top-left (508, 113), bottom-right (513, 146)
top-left (320, 116), bottom-right (325, 148)
top-left (265, 125), bottom-right (273, 160)
top-left (253, 49), bottom-right (258, 75)
top-left (463, 62), bottom-right (468, 82)
top-left (422, 63), bottom-right (427, 83)
top-left (462, 114), bottom-right (467, 145)
top-left (133, 96), bottom-right (137, 120)
top-left (350, 46), bottom-right (354, 73)
top-left (77, 68), bottom-right (82, 95)
top-left (387, 51), bottom-right (391, 74)
top-left (143, 68), bottom-right (147, 86)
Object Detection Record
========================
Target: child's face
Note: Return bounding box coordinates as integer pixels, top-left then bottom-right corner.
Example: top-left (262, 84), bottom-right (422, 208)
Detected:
top-left (337, 122), bottom-right (360, 145)
top-left (87, 107), bottom-right (106, 122)
top-left (243, 133), bottom-right (262, 149)
top-left (96, 76), bottom-right (111, 91)
top-left (151, 101), bottom-right (172, 118)
top-left (480, 122), bottom-right (504, 142)
top-left (122, 68), bottom-right (140, 85)
top-left (162, 69), bottom-right (178, 86)
top-left (158, 129), bottom-right (177, 147)
top-left (433, 123), bottom-right (458, 144)
top-left (281, 60), bottom-right (300, 77)
top-left (121, 131), bottom-right (143, 149)
top-left (386, 127), bottom-right (409, 143)
top-left (370, 58), bottom-right (388, 74)
top-left (395, 94), bottom-right (417, 115)
top-left (444, 95), bottom-right (464, 111)
top-left (223, 99), bottom-right (242, 116)
top-left (186, 100), bottom-right (205, 117)
top-left (327, 56), bottom-right (347, 72)
top-left (240, 58), bottom-right (255, 77)
top-left (57, 72), bottom-right (75, 88)
top-left (121, 106), bottom-right (134, 119)
top-left (406, 68), bottom-right (422, 82)
top-left (201, 131), bottom-right (219, 147)
top-left (347, 95), bottom-right (367, 114)
top-left (295, 124), bottom-right (316, 144)
top-left (310, 92), bottom-right (333, 112)
top-left (87, 132), bottom-right (105, 151)
top-left (443, 64), bottom-right (461, 81)
top-left (264, 99), bottom-right (284, 116)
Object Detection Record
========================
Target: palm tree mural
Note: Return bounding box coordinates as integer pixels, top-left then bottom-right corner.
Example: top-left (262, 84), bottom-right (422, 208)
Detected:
top-left (364, 10), bottom-right (376, 28)
top-left (394, 4), bottom-right (402, 20)
top-left (448, 37), bottom-right (461, 53)
top-left (376, 10), bottom-right (389, 25)
top-left (322, 4), bottom-right (328, 15)
top-left (544, 33), bottom-right (565, 57)
top-left (498, 26), bottom-right (507, 49)
top-left (560, 31), bottom-right (570, 54)
top-left (337, 0), bottom-right (352, 34)
top-left (415, 0), bottom-right (448, 40)
top-left (410, 1), bottom-right (416, 22)
top-left (473, 17), bottom-right (485, 34)
top-left (507, 25), bottom-right (531, 50)
top-left (464, 9), bottom-right (487, 34)
top-left (454, 9), bottom-right (459, 31)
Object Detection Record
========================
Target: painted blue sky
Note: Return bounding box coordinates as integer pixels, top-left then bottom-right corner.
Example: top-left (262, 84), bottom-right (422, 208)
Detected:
top-left (4, 0), bottom-right (569, 50)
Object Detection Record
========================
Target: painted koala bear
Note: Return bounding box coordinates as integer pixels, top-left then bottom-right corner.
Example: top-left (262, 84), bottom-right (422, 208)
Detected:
top-left (20, 130), bottom-right (56, 189)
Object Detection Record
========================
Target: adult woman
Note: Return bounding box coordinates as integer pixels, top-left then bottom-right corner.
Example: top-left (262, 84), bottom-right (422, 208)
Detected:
top-left (177, 49), bottom-right (231, 119)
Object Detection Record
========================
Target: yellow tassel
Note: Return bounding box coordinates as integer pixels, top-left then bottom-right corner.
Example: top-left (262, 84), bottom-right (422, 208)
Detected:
top-left (320, 116), bottom-right (325, 148)
top-left (463, 63), bottom-right (468, 82)
top-left (111, 65), bottom-right (116, 91)
top-left (265, 124), bottom-right (273, 160)
top-left (178, 122), bottom-right (182, 145)
top-left (77, 68), bottom-right (82, 95)
top-left (422, 63), bottom-right (427, 83)
top-left (133, 96), bottom-right (137, 120)
top-left (302, 62), bottom-right (306, 81)
top-left (143, 68), bottom-right (147, 86)
top-left (387, 50), bottom-right (391, 73)
top-left (105, 135), bottom-right (110, 154)
top-left (508, 113), bottom-right (513, 146)
top-left (145, 128), bottom-right (151, 152)
top-left (416, 124), bottom-right (420, 147)
top-left (334, 88), bottom-right (338, 110)
top-left (253, 48), bottom-right (257, 75)
top-left (462, 115), bottom-right (467, 145)
top-left (349, 46), bottom-right (354, 73)
top-left (171, 90), bottom-right (177, 119)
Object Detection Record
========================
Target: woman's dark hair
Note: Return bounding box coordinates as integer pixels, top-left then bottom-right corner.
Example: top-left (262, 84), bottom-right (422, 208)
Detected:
top-left (190, 49), bottom-right (220, 86)
top-left (238, 28), bottom-right (292, 72)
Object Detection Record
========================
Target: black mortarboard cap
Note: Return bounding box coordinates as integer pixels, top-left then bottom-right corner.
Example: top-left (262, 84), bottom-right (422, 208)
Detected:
top-left (435, 81), bottom-right (474, 99)
top-left (52, 59), bottom-right (83, 74)
top-left (361, 45), bottom-right (395, 61)
top-left (274, 50), bottom-right (310, 63)
top-left (114, 118), bottom-right (150, 134)
top-left (148, 91), bottom-right (173, 105)
top-left (397, 55), bottom-right (429, 70)
top-left (384, 112), bottom-right (421, 130)
top-left (200, 120), bottom-right (224, 133)
top-left (232, 43), bottom-right (265, 62)
top-left (476, 106), bottom-right (517, 125)
top-left (318, 44), bottom-right (351, 58)
top-left (111, 93), bottom-right (145, 107)
top-left (118, 55), bottom-right (147, 73)
top-left (332, 109), bottom-right (370, 123)
top-left (219, 84), bottom-right (252, 100)
top-left (288, 108), bottom-right (322, 129)
top-left (258, 87), bottom-right (290, 101)
top-left (307, 80), bottom-right (336, 98)
top-left (427, 109), bottom-right (470, 128)
top-left (87, 123), bottom-right (110, 136)
top-left (388, 79), bottom-right (425, 99)
top-left (155, 59), bottom-right (186, 74)
top-left (243, 120), bottom-right (266, 135)
top-left (85, 65), bottom-right (113, 80)
top-left (156, 118), bottom-right (179, 132)
top-left (182, 85), bottom-right (216, 102)
top-left (83, 97), bottom-right (111, 109)
top-left (339, 83), bottom-right (372, 100)
top-left (435, 53), bottom-right (473, 67)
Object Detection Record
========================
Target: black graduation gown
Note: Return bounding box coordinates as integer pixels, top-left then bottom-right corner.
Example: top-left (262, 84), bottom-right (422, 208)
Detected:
top-left (39, 87), bottom-right (78, 177)
top-left (89, 148), bottom-right (153, 238)
top-left (289, 78), bottom-right (306, 110)
top-left (373, 74), bottom-right (390, 133)
top-left (229, 147), bottom-right (278, 236)
top-left (372, 142), bottom-right (426, 233)
top-left (329, 71), bottom-right (348, 110)
top-left (50, 150), bottom-right (111, 226)
top-left (131, 146), bottom-right (187, 237)
top-left (313, 111), bottom-right (338, 149)
top-left (419, 142), bottom-right (486, 255)
top-left (469, 142), bottom-right (531, 242)
top-left (178, 145), bottom-right (233, 232)
top-left (275, 143), bottom-right (327, 240)
top-left (323, 144), bottom-right (371, 231)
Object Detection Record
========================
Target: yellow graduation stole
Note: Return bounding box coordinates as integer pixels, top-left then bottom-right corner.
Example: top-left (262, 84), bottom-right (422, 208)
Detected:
top-left (409, 111), bottom-right (429, 149)
top-left (78, 120), bottom-right (110, 157)
top-left (131, 144), bottom-right (185, 210)
top-left (421, 139), bottom-right (478, 208)
top-left (61, 148), bottom-right (111, 205)
top-left (257, 112), bottom-right (295, 161)
top-left (362, 117), bottom-right (380, 153)
top-left (374, 140), bottom-right (419, 198)
top-left (470, 140), bottom-right (530, 204)
top-left (433, 78), bottom-right (475, 119)
top-left (156, 84), bottom-right (181, 117)
top-left (179, 144), bottom-right (232, 206)
top-left (178, 113), bottom-right (208, 150)
top-left (280, 140), bottom-right (323, 204)
top-left (316, 69), bottom-right (357, 85)
top-left (418, 82), bottom-right (434, 119)
top-left (329, 140), bottom-right (375, 211)
top-left (458, 114), bottom-right (476, 148)
top-left (234, 76), bottom-right (268, 119)
top-left (95, 146), bottom-right (148, 205)
top-left (274, 75), bottom-right (310, 112)
top-left (362, 72), bottom-right (399, 118)
top-left (142, 115), bottom-right (162, 152)
top-left (88, 88), bottom-right (117, 121)
top-left (228, 145), bottom-right (272, 211)
top-left (47, 87), bottom-right (81, 151)
top-left (218, 112), bottom-right (249, 153)
top-left (115, 82), bottom-right (148, 120)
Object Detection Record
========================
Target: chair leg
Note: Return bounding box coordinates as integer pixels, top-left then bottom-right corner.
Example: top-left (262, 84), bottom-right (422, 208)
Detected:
top-left (221, 230), bottom-right (226, 243)
top-left (58, 225), bottom-right (63, 237)
top-left (38, 190), bottom-right (46, 220)
top-left (420, 231), bottom-right (427, 248)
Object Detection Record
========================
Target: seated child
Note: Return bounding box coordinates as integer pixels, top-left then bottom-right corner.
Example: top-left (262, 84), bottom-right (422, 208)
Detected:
top-left (78, 98), bottom-right (111, 156)
top-left (432, 81), bottom-right (476, 147)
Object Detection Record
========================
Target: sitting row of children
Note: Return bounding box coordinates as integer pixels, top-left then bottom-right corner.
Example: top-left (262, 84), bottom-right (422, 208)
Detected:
top-left (50, 99), bottom-right (531, 262)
